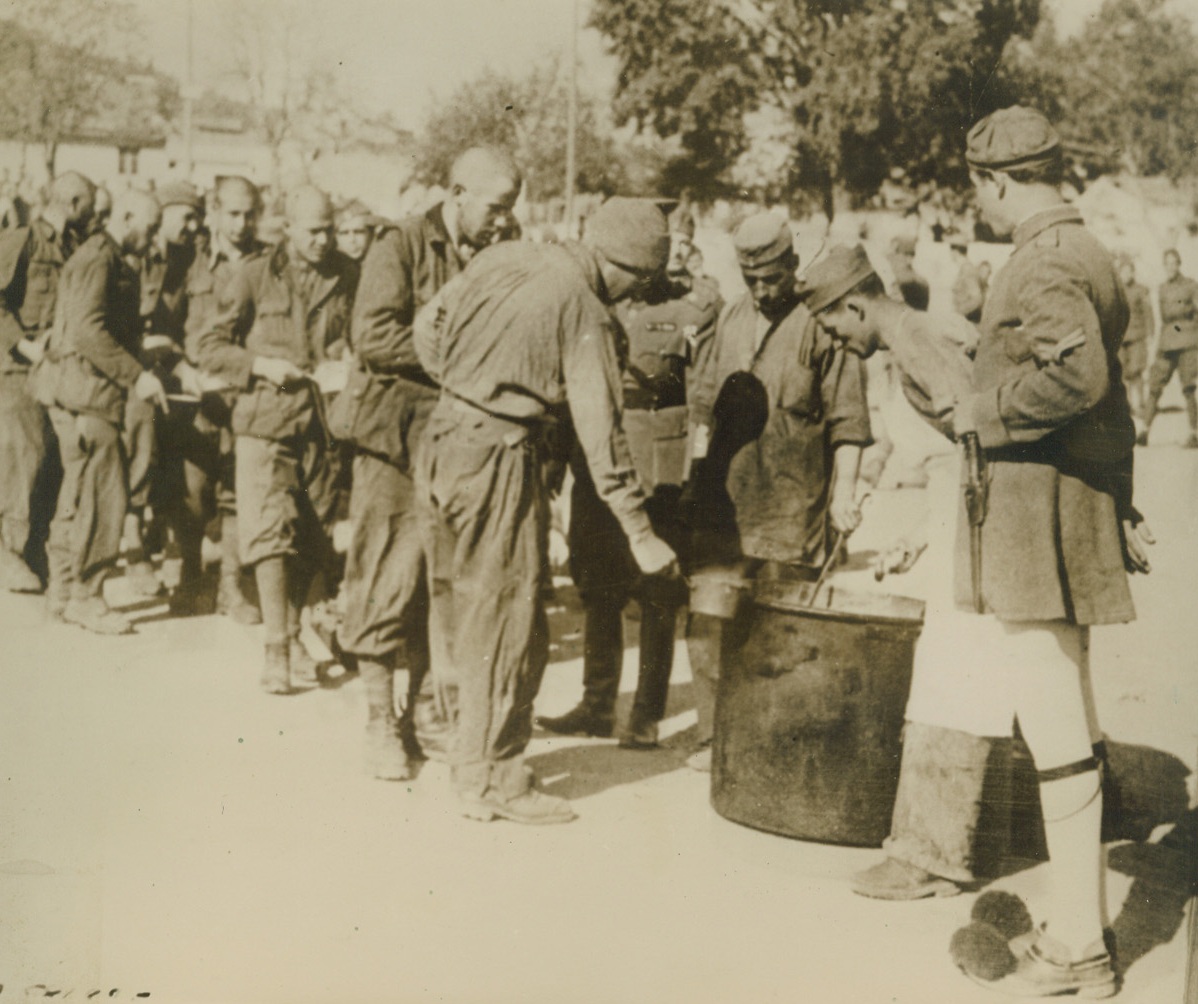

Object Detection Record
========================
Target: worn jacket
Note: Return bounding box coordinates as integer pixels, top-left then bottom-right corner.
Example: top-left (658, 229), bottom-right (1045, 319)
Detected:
top-left (616, 270), bottom-right (721, 492)
top-left (415, 239), bottom-right (655, 545)
top-left (197, 243), bottom-right (356, 441)
top-left (183, 238), bottom-right (270, 364)
top-left (956, 204), bottom-right (1135, 625)
top-left (37, 231), bottom-right (143, 424)
top-left (1157, 273), bottom-right (1198, 352)
top-left (0, 220), bottom-right (69, 374)
top-left (691, 293), bottom-right (872, 565)
top-left (331, 203), bottom-right (462, 469)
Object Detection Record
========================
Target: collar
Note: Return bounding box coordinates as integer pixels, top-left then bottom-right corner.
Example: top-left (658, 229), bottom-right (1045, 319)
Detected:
top-left (1013, 204), bottom-right (1083, 250)
top-left (561, 241), bottom-right (606, 301)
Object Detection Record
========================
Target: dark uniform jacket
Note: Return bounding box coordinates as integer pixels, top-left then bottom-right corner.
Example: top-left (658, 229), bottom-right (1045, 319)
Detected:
top-left (956, 205), bottom-right (1135, 625)
top-left (691, 293), bottom-right (872, 566)
top-left (184, 238), bottom-right (270, 365)
top-left (1157, 272), bottom-right (1198, 352)
top-left (0, 220), bottom-right (69, 374)
top-left (1119, 280), bottom-right (1152, 376)
top-left (197, 243), bottom-right (356, 442)
top-left (616, 271), bottom-right (721, 493)
top-left (415, 238), bottom-right (654, 545)
top-left (38, 231), bottom-right (142, 425)
top-left (331, 203), bottom-right (462, 470)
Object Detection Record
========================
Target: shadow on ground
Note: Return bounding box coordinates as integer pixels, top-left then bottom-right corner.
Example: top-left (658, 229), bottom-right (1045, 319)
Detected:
top-left (1108, 807), bottom-right (1197, 976)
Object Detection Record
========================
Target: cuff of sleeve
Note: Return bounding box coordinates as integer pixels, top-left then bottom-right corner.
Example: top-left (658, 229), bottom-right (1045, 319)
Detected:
top-left (621, 510), bottom-right (656, 547)
top-left (971, 389), bottom-right (1011, 449)
top-left (112, 354), bottom-right (146, 390)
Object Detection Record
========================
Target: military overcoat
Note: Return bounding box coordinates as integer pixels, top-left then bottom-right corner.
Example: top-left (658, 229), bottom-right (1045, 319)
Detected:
top-left (954, 205), bottom-right (1135, 625)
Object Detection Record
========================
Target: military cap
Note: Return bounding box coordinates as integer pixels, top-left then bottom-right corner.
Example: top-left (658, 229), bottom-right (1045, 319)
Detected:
top-left (733, 213), bottom-right (794, 269)
top-left (803, 244), bottom-right (877, 314)
top-left (157, 180), bottom-right (204, 211)
top-left (586, 196), bottom-right (670, 274)
top-left (966, 105), bottom-right (1061, 172)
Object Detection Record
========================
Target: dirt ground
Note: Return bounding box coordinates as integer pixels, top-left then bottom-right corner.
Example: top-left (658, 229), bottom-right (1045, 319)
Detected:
top-left (1, 402), bottom-right (1194, 1004)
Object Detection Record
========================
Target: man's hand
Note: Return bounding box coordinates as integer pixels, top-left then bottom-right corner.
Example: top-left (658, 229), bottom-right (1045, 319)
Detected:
top-left (251, 355), bottom-right (306, 388)
top-left (13, 337), bottom-right (44, 365)
top-left (175, 360), bottom-right (204, 398)
top-left (829, 493), bottom-right (862, 535)
top-left (134, 370), bottom-right (169, 412)
top-left (872, 539), bottom-right (925, 581)
top-left (313, 358), bottom-right (349, 395)
top-left (1122, 517), bottom-right (1155, 574)
top-left (629, 531), bottom-right (677, 576)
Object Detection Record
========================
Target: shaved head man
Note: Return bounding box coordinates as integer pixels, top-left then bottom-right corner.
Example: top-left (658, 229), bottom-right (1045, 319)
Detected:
top-left (446, 146), bottom-right (522, 252)
top-left (39, 184), bottom-right (168, 633)
top-left (0, 170), bottom-right (98, 592)
top-left (285, 185), bottom-right (336, 267)
top-left (197, 181), bottom-right (357, 693)
top-left (47, 172), bottom-right (96, 241)
top-left (337, 146), bottom-right (524, 781)
top-left (180, 175), bottom-right (268, 626)
top-left (108, 189), bottom-right (162, 259)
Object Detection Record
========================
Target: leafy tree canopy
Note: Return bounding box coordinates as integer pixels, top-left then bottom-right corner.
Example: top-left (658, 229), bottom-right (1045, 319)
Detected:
top-left (414, 58), bottom-right (632, 202)
top-left (591, 0), bottom-right (1040, 210)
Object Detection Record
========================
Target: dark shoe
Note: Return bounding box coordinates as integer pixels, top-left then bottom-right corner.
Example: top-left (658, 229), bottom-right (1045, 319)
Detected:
top-left (168, 585), bottom-right (201, 618)
top-left (851, 856), bottom-right (961, 900)
top-left (459, 787), bottom-right (577, 825)
top-left (618, 717), bottom-right (660, 750)
top-left (536, 704), bottom-right (614, 738)
top-left (261, 642), bottom-right (292, 695)
top-left (289, 637), bottom-right (320, 687)
top-left (1134, 430), bottom-right (1148, 447)
top-left (125, 560), bottom-right (164, 598)
top-left (365, 717), bottom-right (413, 781)
top-left (968, 926), bottom-right (1117, 998)
top-left (217, 574), bottom-right (261, 625)
top-left (1186, 433), bottom-right (1198, 449)
top-left (0, 549), bottom-right (42, 593)
top-left (63, 597), bottom-right (133, 635)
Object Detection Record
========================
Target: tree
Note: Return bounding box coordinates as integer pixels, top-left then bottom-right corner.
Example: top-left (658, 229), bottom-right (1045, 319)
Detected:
top-left (0, 0), bottom-right (143, 177)
top-left (590, 0), bottom-right (1041, 212)
top-left (1009, 0), bottom-right (1198, 180)
top-left (414, 58), bottom-right (629, 202)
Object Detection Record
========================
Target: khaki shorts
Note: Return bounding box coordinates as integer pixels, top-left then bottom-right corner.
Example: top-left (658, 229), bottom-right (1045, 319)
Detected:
top-left (234, 429), bottom-right (335, 566)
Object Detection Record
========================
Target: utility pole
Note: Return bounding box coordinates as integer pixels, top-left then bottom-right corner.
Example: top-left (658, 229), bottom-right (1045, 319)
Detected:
top-left (182, 0), bottom-right (195, 178)
top-left (564, 0), bottom-right (578, 236)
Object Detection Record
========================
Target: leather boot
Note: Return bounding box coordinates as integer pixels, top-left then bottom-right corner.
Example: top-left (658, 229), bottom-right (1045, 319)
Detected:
top-left (216, 515), bottom-right (260, 624)
top-left (620, 599), bottom-right (677, 748)
top-left (168, 525), bottom-right (205, 617)
top-left (538, 593), bottom-right (622, 737)
top-left (360, 657), bottom-right (412, 780)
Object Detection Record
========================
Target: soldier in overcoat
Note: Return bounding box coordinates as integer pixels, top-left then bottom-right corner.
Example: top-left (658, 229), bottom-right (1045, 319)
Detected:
top-left (950, 106), bottom-right (1151, 997)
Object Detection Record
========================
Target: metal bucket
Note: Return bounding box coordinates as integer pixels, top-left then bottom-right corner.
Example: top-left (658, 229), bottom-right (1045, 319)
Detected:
top-left (711, 578), bottom-right (925, 846)
top-left (688, 565), bottom-right (752, 620)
